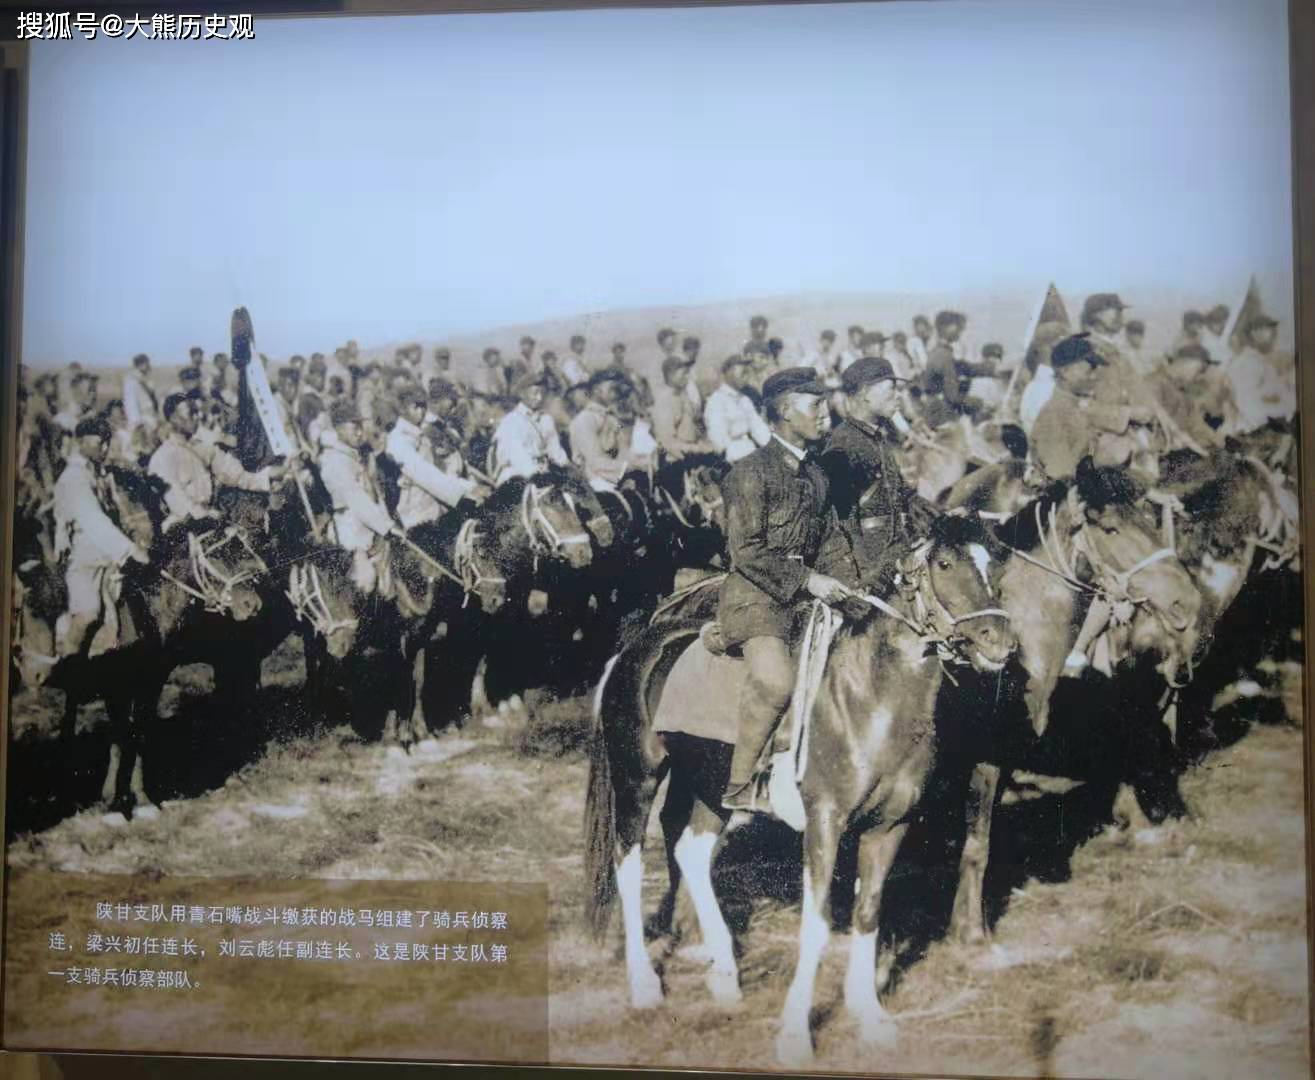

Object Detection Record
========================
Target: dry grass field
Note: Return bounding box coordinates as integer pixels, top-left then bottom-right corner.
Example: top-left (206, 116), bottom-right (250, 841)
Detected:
top-left (4, 626), bottom-right (1308, 1077)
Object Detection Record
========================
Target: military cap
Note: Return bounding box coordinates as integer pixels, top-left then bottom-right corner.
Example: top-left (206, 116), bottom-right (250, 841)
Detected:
top-left (330, 400), bottom-right (362, 426)
top-left (934, 310), bottom-right (967, 332)
top-left (847, 324), bottom-right (865, 336)
top-left (892, 331), bottom-right (908, 347)
top-left (1081, 293), bottom-right (1129, 324)
top-left (841, 356), bottom-right (907, 394)
top-left (1172, 343), bottom-right (1213, 363)
top-left (982, 342), bottom-right (1004, 359)
top-left (74, 416), bottom-right (112, 441)
top-left (434, 346), bottom-right (451, 360)
top-left (213, 352), bottom-right (230, 364)
top-left (132, 352), bottom-right (150, 368)
top-left (482, 347), bottom-right (501, 361)
top-left (396, 386), bottom-right (427, 411)
top-left (277, 366), bottom-right (300, 384)
top-left (721, 353), bottom-right (751, 373)
top-left (308, 354), bottom-right (327, 372)
top-left (513, 369), bottom-right (549, 396)
top-left (749, 314), bottom-right (769, 330)
top-left (1183, 310), bottom-right (1205, 328)
top-left (912, 314), bottom-right (931, 328)
top-left (682, 335), bottom-right (701, 352)
top-left (762, 367), bottom-right (827, 401)
top-left (1124, 320), bottom-right (1146, 335)
top-left (1207, 304), bottom-right (1229, 321)
top-left (1246, 313), bottom-right (1279, 333)
top-left (611, 341), bottom-right (626, 354)
top-left (1050, 332), bottom-right (1104, 369)
top-left (821, 329), bottom-right (837, 342)
top-left (662, 353), bottom-right (696, 379)
top-left (861, 330), bottom-right (887, 348)
top-left (178, 366), bottom-right (202, 383)
top-left (657, 327), bottom-right (676, 345)
top-left (289, 354), bottom-right (306, 367)
top-left (588, 367), bottom-right (629, 391)
top-left (427, 377), bottom-right (460, 403)
top-left (189, 346), bottom-right (204, 357)
top-left (519, 335), bottom-right (535, 347)
top-left (569, 333), bottom-right (587, 347)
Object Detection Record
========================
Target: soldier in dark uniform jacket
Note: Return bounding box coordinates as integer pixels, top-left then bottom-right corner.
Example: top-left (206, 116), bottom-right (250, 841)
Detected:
top-left (718, 368), bottom-right (856, 813)
top-left (820, 357), bottom-right (937, 593)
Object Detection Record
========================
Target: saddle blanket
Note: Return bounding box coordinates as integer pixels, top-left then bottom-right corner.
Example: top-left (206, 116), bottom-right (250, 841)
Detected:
top-left (651, 637), bottom-right (747, 745)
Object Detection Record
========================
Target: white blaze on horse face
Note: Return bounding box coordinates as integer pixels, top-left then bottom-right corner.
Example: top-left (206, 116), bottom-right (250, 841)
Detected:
top-left (616, 842), bottom-right (662, 1009)
top-left (1200, 554), bottom-right (1242, 606)
top-left (673, 826), bottom-right (740, 1005)
top-left (968, 543), bottom-right (992, 590)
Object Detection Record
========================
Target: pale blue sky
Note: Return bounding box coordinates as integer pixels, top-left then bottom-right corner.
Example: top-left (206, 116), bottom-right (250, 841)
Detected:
top-left (22, 0), bottom-right (1292, 366)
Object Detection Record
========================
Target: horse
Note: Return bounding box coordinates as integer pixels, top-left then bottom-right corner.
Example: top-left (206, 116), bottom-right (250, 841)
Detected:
top-left (945, 458), bottom-right (1205, 946)
top-left (650, 452), bottom-right (730, 573)
top-left (582, 515), bottom-right (1016, 1064)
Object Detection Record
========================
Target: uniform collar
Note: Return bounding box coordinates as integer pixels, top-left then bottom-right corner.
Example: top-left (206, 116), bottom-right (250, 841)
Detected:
top-left (847, 415), bottom-right (897, 442)
top-left (770, 433), bottom-right (808, 464)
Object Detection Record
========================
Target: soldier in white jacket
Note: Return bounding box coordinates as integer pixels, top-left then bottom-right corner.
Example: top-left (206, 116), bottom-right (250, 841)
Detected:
top-left (121, 353), bottom-right (160, 433)
top-left (319, 400), bottom-right (399, 594)
top-left (491, 370), bottom-right (570, 485)
top-left (147, 394), bottom-right (276, 532)
top-left (52, 417), bottom-right (150, 659)
top-left (386, 387), bottom-right (483, 529)
top-left (704, 354), bottom-right (770, 463)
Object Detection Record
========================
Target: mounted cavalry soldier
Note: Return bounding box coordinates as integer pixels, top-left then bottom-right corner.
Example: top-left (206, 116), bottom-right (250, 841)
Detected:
top-left (385, 385), bottom-right (483, 529)
top-left (652, 351), bottom-right (713, 460)
top-left (1228, 313), bottom-right (1293, 433)
top-left (491, 368), bottom-right (570, 484)
top-left (569, 368), bottom-right (629, 491)
top-left (122, 353), bottom-right (161, 433)
top-left (705, 353), bottom-right (770, 463)
top-left (148, 393), bottom-right (277, 532)
top-left (319, 400), bottom-right (399, 594)
top-left (820, 357), bottom-right (935, 592)
top-left (52, 416), bottom-right (151, 659)
top-left (718, 368), bottom-right (857, 814)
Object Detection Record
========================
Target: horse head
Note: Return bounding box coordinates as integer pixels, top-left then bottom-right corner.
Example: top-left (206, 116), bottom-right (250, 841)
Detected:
top-left (656, 454), bottom-right (728, 533)
top-left (551, 466), bottom-right (615, 550)
top-left (512, 474), bottom-right (596, 570)
top-left (1073, 457), bottom-right (1202, 679)
top-left (286, 550), bottom-right (361, 660)
top-left (157, 521), bottom-right (269, 624)
top-left (907, 515), bottom-right (1017, 673)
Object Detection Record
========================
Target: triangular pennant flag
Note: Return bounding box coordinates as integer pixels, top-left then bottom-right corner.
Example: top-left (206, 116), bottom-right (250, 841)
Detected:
top-left (1224, 274), bottom-right (1262, 355)
top-left (1021, 283), bottom-right (1070, 360)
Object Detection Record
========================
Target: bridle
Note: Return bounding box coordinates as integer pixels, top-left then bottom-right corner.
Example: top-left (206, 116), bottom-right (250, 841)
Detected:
top-left (453, 518), bottom-right (506, 608)
top-left (520, 482), bottom-right (591, 566)
top-left (286, 562), bottom-right (359, 640)
top-left (160, 526), bottom-right (268, 615)
top-left (857, 540), bottom-right (1011, 670)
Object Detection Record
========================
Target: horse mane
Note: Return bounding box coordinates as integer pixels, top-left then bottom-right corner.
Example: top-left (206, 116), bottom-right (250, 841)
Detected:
top-left (990, 479), bottom-right (1071, 551)
top-left (656, 452), bottom-right (729, 485)
top-left (928, 511), bottom-right (990, 549)
top-left (1074, 456), bottom-right (1145, 511)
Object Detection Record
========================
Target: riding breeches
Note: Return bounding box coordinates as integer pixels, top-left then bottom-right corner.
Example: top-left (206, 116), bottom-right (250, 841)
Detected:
top-left (728, 635), bottom-right (795, 789)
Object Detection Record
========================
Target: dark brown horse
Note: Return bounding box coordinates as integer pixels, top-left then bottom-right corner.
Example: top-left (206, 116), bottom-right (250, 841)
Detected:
top-left (583, 516), bottom-right (1015, 1064)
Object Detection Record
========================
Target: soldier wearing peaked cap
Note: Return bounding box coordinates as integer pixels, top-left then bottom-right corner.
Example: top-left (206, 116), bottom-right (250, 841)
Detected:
top-left (821, 358), bottom-right (934, 592)
top-left (319, 399), bottom-right (400, 594)
top-left (1228, 313), bottom-right (1293, 433)
top-left (717, 367), bottom-right (858, 814)
top-left (490, 365), bottom-right (570, 484)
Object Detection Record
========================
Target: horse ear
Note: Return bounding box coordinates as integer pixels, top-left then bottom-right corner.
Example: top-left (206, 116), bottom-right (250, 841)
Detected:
top-left (1000, 423), bottom-right (1028, 460)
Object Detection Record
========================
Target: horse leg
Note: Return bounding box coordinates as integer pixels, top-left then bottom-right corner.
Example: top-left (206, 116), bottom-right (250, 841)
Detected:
top-left (845, 821), bottom-right (911, 1048)
top-left (949, 762), bottom-right (1001, 945)
top-left (614, 766), bottom-right (665, 1010)
top-left (649, 755), bottom-right (696, 942)
top-left (674, 797), bottom-right (740, 1006)
top-left (407, 638), bottom-right (435, 750)
top-left (777, 799), bottom-right (845, 1066)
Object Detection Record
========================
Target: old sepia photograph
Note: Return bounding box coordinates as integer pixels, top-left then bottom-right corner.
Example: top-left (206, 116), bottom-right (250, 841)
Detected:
top-left (1, 0), bottom-right (1306, 1076)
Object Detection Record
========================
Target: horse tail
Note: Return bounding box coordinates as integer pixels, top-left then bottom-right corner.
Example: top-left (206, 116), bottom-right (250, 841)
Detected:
top-left (584, 651), bottom-right (622, 937)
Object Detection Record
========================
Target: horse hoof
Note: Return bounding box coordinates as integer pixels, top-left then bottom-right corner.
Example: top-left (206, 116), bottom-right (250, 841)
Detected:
top-left (775, 1026), bottom-right (815, 1068)
top-left (855, 1014), bottom-right (898, 1049)
top-left (100, 811), bottom-right (129, 828)
top-left (385, 745), bottom-right (406, 761)
top-left (134, 805), bottom-right (161, 822)
top-left (629, 971), bottom-right (664, 1010)
top-left (416, 738), bottom-right (440, 755)
top-left (706, 969), bottom-right (742, 1007)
